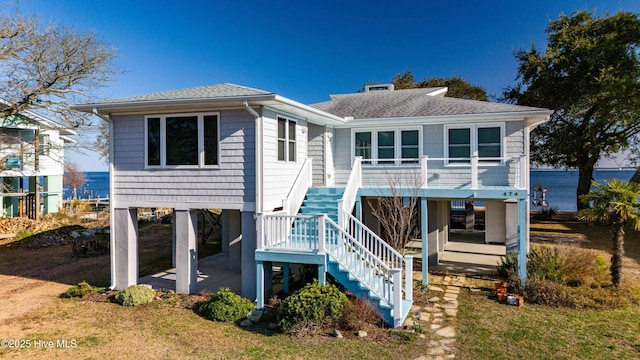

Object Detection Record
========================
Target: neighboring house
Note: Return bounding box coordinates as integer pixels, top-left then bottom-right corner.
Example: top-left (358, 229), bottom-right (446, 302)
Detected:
top-left (0, 107), bottom-right (76, 218)
top-left (74, 83), bottom-right (551, 327)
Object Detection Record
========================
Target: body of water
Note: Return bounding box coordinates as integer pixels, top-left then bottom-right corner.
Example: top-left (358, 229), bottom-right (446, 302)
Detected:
top-left (71, 169), bottom-right (636, 211)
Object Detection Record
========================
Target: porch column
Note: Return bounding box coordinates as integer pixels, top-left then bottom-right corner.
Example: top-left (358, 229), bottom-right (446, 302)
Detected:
top-left (241, 211), bottom-right (257, 299)
top-left (220, 210), bottom-right (229, 253)
top-left (318, 262), bottom-right (326, 285)
top-left (228, 210), bottom-right (242, 273)
top-left (427, 200), bottom-right (439, 267)
top-left (113, 207), bottom-right (138, 290)
top-left (505, 200), bottom-right (518, 254)
top-left (175, 209), bottom-right (198, 294)
top-left (517, 198), bottom-right (528, 284)
top-left (43, 175), bottom-right (62, 214)
top-left (171, 211), bottom-right (176, 268)
top-left (421, 197), bottom-right (429, 284)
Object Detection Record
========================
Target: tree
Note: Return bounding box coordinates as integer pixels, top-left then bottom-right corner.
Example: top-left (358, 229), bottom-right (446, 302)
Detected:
top-left (367, 170), bottom-right (422, 253)
top-left (63, 161), bottom-right (87, 200)
top-left (391, 70), bottom-right (489, 101)
top-left (0, 9), bottom-right (118, 157)
top-left (503, 10), bottom-right (640, 210)
top-left (578, 179), bottom-right (640, 288)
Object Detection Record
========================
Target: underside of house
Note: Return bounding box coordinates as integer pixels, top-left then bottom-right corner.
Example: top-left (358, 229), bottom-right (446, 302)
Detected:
top-left (75, 83), bottom-right (551, 327)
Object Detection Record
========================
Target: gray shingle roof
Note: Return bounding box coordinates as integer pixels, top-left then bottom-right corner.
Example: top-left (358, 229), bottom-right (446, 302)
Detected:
top-left (96, 83), bottom-right (273, 104)
top-left (311, 87), bottom-right (549, 118)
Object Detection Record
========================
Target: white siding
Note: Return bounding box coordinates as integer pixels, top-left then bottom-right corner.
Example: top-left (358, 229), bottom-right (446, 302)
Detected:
top-left (111, 109), bottom-right (255, 206)
top-left (333, 128), bottom-right (351, 184)
top-left (307, 123), bottom-right (325, 186)
top-left (326, 127), bottom-right (335, 186)
top-left (261, 108), bottom-right (308, 211)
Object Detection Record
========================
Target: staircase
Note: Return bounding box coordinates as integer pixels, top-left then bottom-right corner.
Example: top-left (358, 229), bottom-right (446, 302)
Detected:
top-left (291, 187), bottom-right (412, 327)
top-left (298, 187), bottom-right (344, 222)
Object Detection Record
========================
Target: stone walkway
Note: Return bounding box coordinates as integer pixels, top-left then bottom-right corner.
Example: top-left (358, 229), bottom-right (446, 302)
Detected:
top-left (405, 274), bottom-right (479, 360)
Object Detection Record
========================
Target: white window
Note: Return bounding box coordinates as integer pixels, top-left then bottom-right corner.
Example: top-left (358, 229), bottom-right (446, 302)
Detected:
top-left (277, 116), bottom-right (296, 162)
top-left (38, 134), bottom-right (51, 156)
top-left (445, 124), bottom-right (504, 165)
top-left (352, 128), bottom-right (421, 165)
top-left (145, 112), bottom-right (219, 168)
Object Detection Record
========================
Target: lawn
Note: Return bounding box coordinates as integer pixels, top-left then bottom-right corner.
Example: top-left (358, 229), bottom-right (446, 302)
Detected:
top-left (457, 214), bottom-right (640, 360)
top-left (0, 217), bottom-right (429, 359)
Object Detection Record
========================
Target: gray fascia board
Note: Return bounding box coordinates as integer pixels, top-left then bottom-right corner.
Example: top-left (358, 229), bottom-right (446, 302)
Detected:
top-left (71, 94), bottom-right (278, 114)
top-left (334, 110), bottom-right (553, 128)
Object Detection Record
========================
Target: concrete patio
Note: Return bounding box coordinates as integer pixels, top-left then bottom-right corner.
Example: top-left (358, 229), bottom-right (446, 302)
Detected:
top-left (139, 252), bottom-right (241, 294)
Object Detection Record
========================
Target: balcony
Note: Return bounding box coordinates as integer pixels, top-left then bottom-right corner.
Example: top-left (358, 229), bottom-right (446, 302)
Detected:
top-left (357, 155), bottom-right (528, 190)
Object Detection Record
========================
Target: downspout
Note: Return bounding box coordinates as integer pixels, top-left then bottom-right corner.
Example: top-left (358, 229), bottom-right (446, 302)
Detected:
top-left (93, 108), bottom-right (116, 290)
top-left (243, 101), bottom-right (262, 213)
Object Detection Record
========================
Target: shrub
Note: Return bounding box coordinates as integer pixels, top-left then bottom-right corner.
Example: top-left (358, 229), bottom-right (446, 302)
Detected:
top-left (527, 246), bottom-right (566, 282)
top-left (533, 207), bottom-right (558, 220)
top-left (115, 285), bottom-right (156, 306)
top-left (63, 281), bottom-right (105, 298)
top-left (70, 232), bottom-right (109, 258)
top-left (523, 277), bottom-right (572, 307)
top-left (277, 281), bottom-right (352, 332)
top-left (198, 287), bottom-right (254, 322)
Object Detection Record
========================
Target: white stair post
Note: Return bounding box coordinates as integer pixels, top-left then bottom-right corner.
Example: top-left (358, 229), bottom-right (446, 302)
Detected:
top-left (404, 255), bottom-right (413, 302)
top-left (391, 268), bottom-right (403, 327)
top-left (256, 213), bottom-right (264, 250)
top-left (317, 214), bottom-right (325, 254)
top-left (420, 155), bottom-right (428, 188)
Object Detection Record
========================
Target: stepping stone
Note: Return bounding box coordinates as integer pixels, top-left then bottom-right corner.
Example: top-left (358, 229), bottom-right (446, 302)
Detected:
top-left (430, 297), bottom-right (441, 302)
top-left (424, 306), bottom-right (440, 312)
top-left (446, 355), bottom-right (456, 359)
top-left (433, 312), bottom-right (443, 317)
top-left (429, 286), bottom-right (444, 292)
top-left (411, 304), bottom-right (422, 312)
top-left (445, 309), bottom-right (458, 317)
top-left (442, 303), bottom-right (458, 309)
top-left (444, 296), bottom-right (457, 302)
top-left (470, 288), bottom-right (482, 292)
top-left (439, 339), bottom-right (456, 346)
top-left (443, 276), bottom-right (452, 282)
top-left (432, 317), bottom-right (444, 324)
top-left (431, 324), bottom-right (442, 330)
top-left (428, 347), bottom-right (445, 356)
top-left (436, 326), bottom-right (456, 338)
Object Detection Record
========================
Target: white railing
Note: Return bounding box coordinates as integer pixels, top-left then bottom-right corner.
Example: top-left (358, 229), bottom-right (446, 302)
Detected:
top-left (257, 214), bottom-right (320, 251)
top-left (323, 215), bottom-right (411, 327)
top-left (282, 158), bottom-right (312, 215)
top-left (256, 213), bottom-right (413, 327)
top-left (360, 155), bottom-right (527, 190)
top-left (343, 211), bottom-right (413, 305)
top-left (337, 156), bottom-right (362, 227)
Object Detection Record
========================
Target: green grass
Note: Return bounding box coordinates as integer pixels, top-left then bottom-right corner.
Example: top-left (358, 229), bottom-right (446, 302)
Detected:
top-left (457, 289), bottom-right (640, 359)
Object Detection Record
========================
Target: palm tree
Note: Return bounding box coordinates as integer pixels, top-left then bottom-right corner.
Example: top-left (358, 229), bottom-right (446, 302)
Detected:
top-left (578, 179), bottom-right (640, 288)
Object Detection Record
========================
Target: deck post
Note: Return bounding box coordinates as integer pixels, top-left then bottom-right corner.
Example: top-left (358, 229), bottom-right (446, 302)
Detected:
top-left (517, 198), bottom-right (528, 284)
top-left (283, 262), bottom-right (290, 294)
top-left (420, 155), bottom-right (428, 188)
top-left (317, 214), bottom-right (325, 254)
top-left (391, 268), bottom-right (402, 327)
top-left (113, 207), bottom-right (138, 290)
top-left (471, 155), bottom-right (479, 189)
top-left (405, 255), bottom-right (413, 301)
top-left (421, 197), bottom-right (428, 284)
top-left (256, 260), bottom-right (264, 309)
top-left (256, 213), bottom-right (264, 250)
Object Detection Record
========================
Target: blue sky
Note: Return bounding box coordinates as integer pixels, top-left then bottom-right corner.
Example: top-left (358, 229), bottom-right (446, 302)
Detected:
top-left (15, 0), bottom-right (640, 171)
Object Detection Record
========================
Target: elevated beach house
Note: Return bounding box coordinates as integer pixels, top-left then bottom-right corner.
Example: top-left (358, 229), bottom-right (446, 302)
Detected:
top-left (74, 83), bottom-right (551, 327)
top-left (0, 105), bottom-right (76, 218)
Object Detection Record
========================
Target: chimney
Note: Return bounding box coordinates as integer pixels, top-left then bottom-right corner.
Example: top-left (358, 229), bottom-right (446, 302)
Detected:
top-left (364, 84), bottom-right (395, 92)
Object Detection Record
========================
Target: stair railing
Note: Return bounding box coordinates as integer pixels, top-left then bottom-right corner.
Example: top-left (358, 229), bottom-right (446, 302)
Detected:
top-left (323, 215), bottom-right (410, 328)
top-left (343, 211), bottom-right (413, 304)
top-left (282, 158), bottom-right (313, 216)
top-left (337, 156), bottom-right (362, 227)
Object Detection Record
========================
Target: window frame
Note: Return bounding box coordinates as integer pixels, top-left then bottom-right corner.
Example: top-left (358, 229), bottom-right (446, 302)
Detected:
top-left (351, 127), bottom-right (422, 166)
top-left (444, 123), bottom-right (505, 166)
top-left (144, 111), bottom-right (220, 169)
top-left (277, 115), bottom-right (297, 162)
